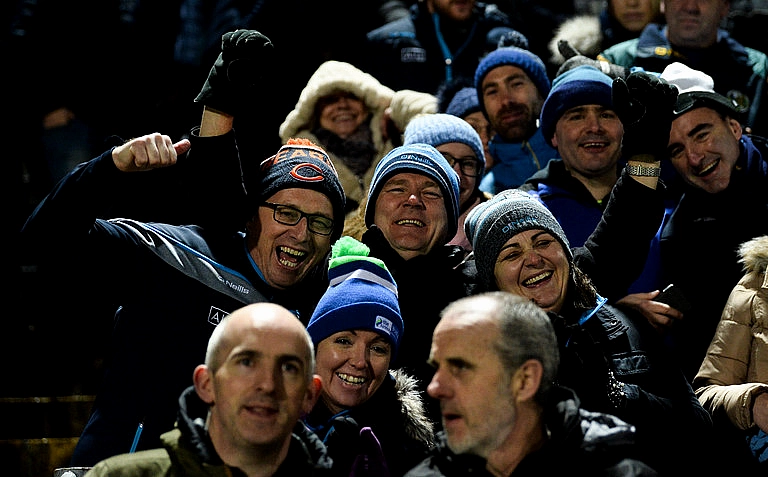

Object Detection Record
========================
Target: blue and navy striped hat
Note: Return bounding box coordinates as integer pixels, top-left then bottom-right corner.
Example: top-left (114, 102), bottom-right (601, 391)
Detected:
top-left (307, 237), bottom-right (403, 357)
top-left (365, 143), bottom-right (460, 241)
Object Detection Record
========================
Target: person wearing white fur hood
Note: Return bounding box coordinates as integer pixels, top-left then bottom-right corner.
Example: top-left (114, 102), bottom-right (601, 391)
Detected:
top-left (547, 0), bottom-right (662, 74)
top-left (279, 60), bottom-right (437, 224)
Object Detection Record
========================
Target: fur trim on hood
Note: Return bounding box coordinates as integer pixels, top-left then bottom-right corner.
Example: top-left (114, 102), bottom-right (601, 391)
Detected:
top-left (738, 235), bottom-right (768, 274)
top-left (391, 368), bottom-right (437, 448)
top-left (279, 61), bottom-right (395, 142)
top-left (548, 15), bottom-right (602, 65)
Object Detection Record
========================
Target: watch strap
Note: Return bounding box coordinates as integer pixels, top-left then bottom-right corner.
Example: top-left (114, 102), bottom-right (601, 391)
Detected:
top-left (625, 164), bottom-right (661, 177)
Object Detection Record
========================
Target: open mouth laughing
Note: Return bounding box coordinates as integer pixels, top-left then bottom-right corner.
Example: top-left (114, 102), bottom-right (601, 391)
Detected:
top-left (396, 219), bottom-right (425, 227)
top-left (523, 271), bottom-right (552, 287)
top-left (277, 246), bottom-right (307, 268)
top-left (336, 372), bottom-right (367, 385)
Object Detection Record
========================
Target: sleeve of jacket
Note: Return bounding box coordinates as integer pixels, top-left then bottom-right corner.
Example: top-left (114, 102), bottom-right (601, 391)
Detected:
top-left (388, 90), bottom-right (438, 132)
top-left (186, 128), bottom-right (248, 234)
top-left (694, 283), bottom-right (768, 430)
top-left (573, 170), bottom-right (665, 300)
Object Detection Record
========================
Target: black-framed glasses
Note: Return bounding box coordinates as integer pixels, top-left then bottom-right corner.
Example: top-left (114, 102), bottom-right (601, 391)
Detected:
top-left (261, 202), bottom-right (334, 236)
top-left (441, 152), bottom-right (481, 177)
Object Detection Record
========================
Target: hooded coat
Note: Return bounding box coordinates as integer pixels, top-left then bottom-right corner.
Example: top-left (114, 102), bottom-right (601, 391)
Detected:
top-left (279, 60), bottom-right (437, 218)
top-left (305, 369), bottom-right (436, 477)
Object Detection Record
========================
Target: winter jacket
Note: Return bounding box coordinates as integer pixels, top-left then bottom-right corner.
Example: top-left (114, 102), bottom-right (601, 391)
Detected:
top-left (363, 2), bottom-right (519, 94)
top-left (403, 386), bottom-right (658, 476)
top-left (598, 23), bottom-right (768, 133)
top-left (279, 60), bottom-right (437, 218)
top-left (693, 234), bottom-right (768, 472)
top-left (305, 369), bottom-right (436, 477)
top-left (478, 128), bottom-right (557, 194)
top-left (694, 235), bottom-right (768, 429)
top-left (20, 131), bottom-right (329, 466)
top-left (550, 295), bottom-right (712, 475)
top-left (84, 386), bottom-right (335, 477)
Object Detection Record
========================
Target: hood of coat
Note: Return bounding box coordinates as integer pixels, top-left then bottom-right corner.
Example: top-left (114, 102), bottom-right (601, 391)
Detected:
top-left (279, 60), bottom-right (395, 142)
top-left (738, 235), bottom-right (768, 275)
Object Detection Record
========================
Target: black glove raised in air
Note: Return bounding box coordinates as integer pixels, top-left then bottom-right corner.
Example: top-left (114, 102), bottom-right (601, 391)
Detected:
top-left (194, 29), bottom-right (275, 114)
top-left (612, 71), bottom-right (679, 160)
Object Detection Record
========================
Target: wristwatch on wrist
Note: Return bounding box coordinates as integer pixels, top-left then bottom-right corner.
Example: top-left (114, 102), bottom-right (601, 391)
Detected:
top-left (626, 163), bottom-right (661, 177)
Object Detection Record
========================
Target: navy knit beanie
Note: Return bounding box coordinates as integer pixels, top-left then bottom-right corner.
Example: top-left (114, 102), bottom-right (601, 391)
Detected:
top-left (446, 87), bottom-right (482, 119)
top-left (403, 113), bottom-right (486, 171)
top-left (465, 189), bottom-right (572, 290)
top-left (539, 65), bottom-right (614, 147)
top-left (474, 47), bottom-right (551, 118)
top-left (365, 143), bottom-right (461, 240)
top-left (255, 140), bottom-right (346, 241)
top-left (307, 236), bottom-right (403, 357)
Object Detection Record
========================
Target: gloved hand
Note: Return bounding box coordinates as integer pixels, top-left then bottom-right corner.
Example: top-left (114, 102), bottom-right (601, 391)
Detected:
top-left (349, 427), bottom-right (391, 477)
top-left (194, 29), bottom-right (275, 114)
top-left (612, 72), bottom-right (679, 160)
top-left (556, 40), bottom-right (628, 80)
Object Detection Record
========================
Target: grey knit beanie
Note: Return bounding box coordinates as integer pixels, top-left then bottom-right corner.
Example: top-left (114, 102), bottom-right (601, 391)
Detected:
top-left (465, 189), bottom-right (572, 289)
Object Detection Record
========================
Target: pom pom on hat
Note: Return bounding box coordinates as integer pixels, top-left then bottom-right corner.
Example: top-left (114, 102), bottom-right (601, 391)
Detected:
top-left (474, 47), bottom-right (551, 118)
top-left (539, 65), bottom-right (614, 147)
top-left (487, 27), bottom-right (530, 51)
top-left (307, 236), bottom-right (403, 356)
top-left (465, 189), bottom-right (572, 289)
top-left (446, 87), bottom-right (482, 119)
top-left (364, 143), bottom-right (460, 241)
top-left (255, 138), bottom-right (346, 240)
top-left (403, 113), bottom-right (486, 172)
top-left (659, 62), bottom-right (744, 119)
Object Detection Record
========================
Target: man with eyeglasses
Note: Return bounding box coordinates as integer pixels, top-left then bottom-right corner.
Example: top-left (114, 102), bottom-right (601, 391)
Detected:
top-left (20, 30), bottom-right (346, 468)
top-left (403, 113), bottom-right (492, 252)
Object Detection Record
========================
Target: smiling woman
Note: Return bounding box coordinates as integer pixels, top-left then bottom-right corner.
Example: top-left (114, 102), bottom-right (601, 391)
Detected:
top-left (464, 188), bottom-right (716, 475)
top-left (303, 236), bottom-right (436, 477)
top-left (279, 61), bottom-right (438, 223)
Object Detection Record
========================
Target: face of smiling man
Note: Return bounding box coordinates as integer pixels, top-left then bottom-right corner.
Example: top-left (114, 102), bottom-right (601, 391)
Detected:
top-left (667, 107), bottom-right (742, 194)
top-left (373, 172), bottom-right (450, 261)
top-left (246, 188), bottom-right (334, 290)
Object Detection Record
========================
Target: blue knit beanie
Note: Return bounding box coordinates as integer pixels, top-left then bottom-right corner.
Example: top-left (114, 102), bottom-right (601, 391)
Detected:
top-left (403, 113), bottom-right (486, 172)
top-left (446, 87), bottom-right (482, 119)
top-left (256, 140), bottom-right (346, 240)
top-left (365, 143), bottom-right (461, 240)
top-left (465, 189), bottom-right (572, 290)
top-left (539, 65), bottom-right (614, 147)
top-left (307, 236), bottom-right (403, 356)
top-left (474, 46), bottom-right (551, 118)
